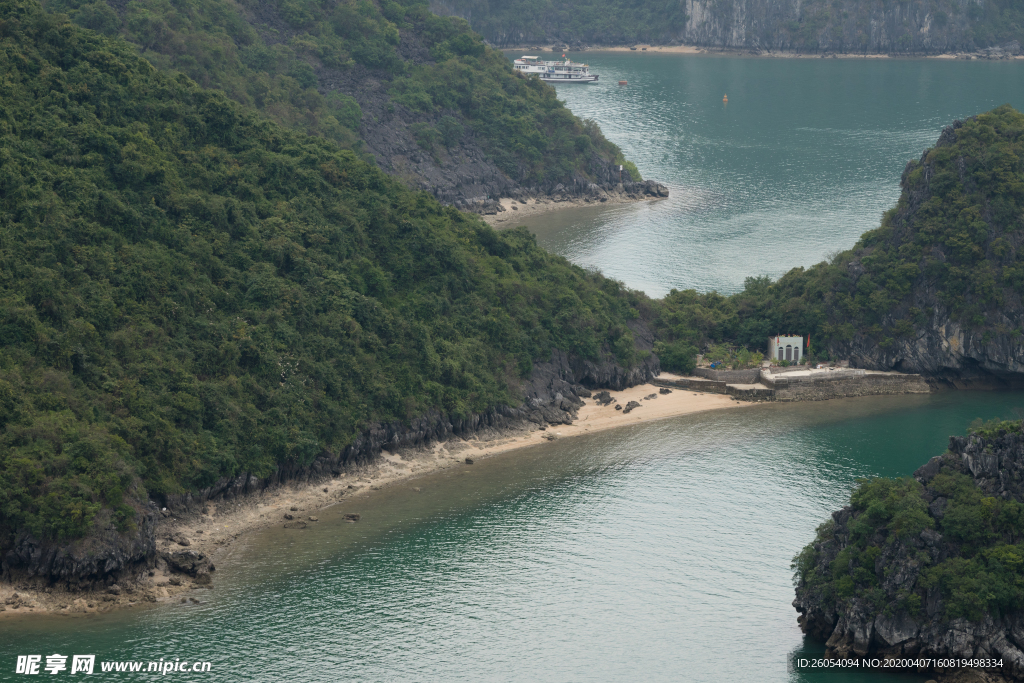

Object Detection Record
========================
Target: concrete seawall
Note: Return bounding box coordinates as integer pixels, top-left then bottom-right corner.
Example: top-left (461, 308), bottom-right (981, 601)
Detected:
top-left (653, 376), bottom-right (729, 394)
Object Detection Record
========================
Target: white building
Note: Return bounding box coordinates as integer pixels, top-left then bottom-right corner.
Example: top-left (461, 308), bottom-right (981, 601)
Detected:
top-left (768, 335), bottom-right (803, 363)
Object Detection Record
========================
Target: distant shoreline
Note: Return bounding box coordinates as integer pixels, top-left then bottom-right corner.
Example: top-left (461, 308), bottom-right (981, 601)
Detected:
top-left (500, 44), bottom-right (1024, 61)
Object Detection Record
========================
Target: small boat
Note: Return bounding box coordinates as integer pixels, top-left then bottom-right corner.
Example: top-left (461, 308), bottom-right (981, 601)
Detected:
top-left (618, 80), bottom-right (628, 85)
top-left (512, 55), bottom-right (599, 83)
top-left (723, 94), bottom-right (728, 103)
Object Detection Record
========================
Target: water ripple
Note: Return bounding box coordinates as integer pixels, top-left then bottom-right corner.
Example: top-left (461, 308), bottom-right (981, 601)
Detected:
top-left (515, 54), bottom-right (1024, 296)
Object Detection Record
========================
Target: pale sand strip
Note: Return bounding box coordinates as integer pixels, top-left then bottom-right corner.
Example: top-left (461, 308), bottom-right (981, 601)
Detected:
top-left (503, 44), bottom-right (1024, 59)
top-left (472, 380), bottom-right (743, 454)
top-left (595, 45), bottom-right (893, 57)
top-left (482, 194), bottom-right (662, 227)
top-left (0, 381), bottom-right (742, 616)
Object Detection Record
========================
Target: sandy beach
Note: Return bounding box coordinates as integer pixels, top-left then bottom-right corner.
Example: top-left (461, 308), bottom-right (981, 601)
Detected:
top-left (483, 194), bottom-right (663, 227)
top-left (0, 377), bottom-right (744, 618)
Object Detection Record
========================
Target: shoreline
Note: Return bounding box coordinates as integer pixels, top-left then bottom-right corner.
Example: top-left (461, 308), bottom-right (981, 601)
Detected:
top-left (500, 44), bottom-right (1024, 60)
top-left (0, 377), bottom-right (744, 619)
top-left (482, 193), bottom-right (663, 227)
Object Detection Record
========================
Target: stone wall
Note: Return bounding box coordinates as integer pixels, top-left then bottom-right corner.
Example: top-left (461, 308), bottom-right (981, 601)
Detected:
top-left (763, 372), bottom-right (932, 402)
top-left (693, 367), bottom-right (760, 383)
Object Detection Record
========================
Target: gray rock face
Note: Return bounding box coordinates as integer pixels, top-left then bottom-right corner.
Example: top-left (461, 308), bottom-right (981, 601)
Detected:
top-left (677, 0), bottom-right (1015, 54)
top-left (829, 315), bottom-right (1024, 388)
top-left (874, 612), bottom-right (920, 647)
top-left (1, 507), bottom-right (156, 589)
top-left (794, 430), bottom-right (1024, 679)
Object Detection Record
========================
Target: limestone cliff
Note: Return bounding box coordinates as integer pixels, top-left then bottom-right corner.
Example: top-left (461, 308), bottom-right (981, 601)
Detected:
top-left (832, 316), bottom-right (1024, 389)
top-left (821, 112), bottom-right (1024, 388)
top-left (431, 0), bottom-right (1023, 54)
top-left (680, 0), bottom-right (1018, 54)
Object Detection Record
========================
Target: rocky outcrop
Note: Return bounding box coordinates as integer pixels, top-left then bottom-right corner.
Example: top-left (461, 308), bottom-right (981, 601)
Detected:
top-left (2, 331), bottom-right (660, 589)
top-left (795, 430), bottom-right (1024, 680)
top-left (217, 0), bottom-right (670, 211)
top-left (1, 507), bottom-right (157, 591)
top-left (160, 550), bottom-right (214, 585)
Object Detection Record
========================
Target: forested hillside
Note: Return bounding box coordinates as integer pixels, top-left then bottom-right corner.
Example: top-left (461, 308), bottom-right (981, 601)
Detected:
top-left (0, 0), bottom-right (651, 553)
top-left (655, 106), bottom-right (1024, 386)
top-left (432, 0), bottom-right (1023, 54)
top-left (430, 0), bottom-right (686, 47)
top-left (42, 0), bottom-right (640, 206)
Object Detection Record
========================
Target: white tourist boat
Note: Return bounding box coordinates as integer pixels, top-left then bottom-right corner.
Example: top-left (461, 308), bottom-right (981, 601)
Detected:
top-left (513, 55), bottom-right (599, 83)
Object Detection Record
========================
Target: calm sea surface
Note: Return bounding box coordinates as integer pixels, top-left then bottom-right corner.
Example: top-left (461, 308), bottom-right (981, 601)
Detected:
top-left (3, 393), bottom-right (1024, 682)
top-left (511, 53), bottom-right (1024, 296)
top-left (3, 57), bottom-right (1024, 682)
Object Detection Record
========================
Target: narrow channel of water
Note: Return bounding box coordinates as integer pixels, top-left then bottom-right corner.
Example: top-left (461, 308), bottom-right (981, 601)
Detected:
top-left (509, 53), bottom-right (1024, 295)
top-left (4, 391), bottom-right (1023, 682)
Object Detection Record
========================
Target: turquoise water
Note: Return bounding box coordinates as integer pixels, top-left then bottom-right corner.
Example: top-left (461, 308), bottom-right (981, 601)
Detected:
top-left (511, 53), bottom-right (1024, 296)
top-left (3, 391), bottom-right (1024, 681)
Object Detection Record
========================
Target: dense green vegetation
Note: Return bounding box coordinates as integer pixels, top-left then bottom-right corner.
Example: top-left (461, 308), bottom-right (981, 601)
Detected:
top-left (0, 0), bottom-right (651, 548)
top-left (793, 420), bottom-right (1024, 623)
top-left (655, 105), bottom-right (1024, 363)
top-left (430, 0), bottom-right (686, 46)
top-left (387, 31), bottom-right (634, 183)
top-left (42, 0), bottom-right (633, 186)
top-left (48, 0), bottom-right (367, 152)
